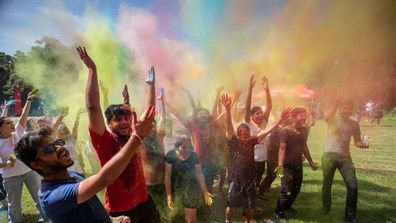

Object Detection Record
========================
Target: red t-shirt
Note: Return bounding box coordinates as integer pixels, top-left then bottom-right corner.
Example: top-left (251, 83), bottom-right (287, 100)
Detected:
top-left (89, 127), bottom-right (148, 213)
top-left (187, 120), bottom-right (216, 165)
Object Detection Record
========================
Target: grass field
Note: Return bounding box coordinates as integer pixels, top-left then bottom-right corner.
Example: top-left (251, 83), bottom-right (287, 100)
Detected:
top-left (2, 118), bottom-right (395, 223)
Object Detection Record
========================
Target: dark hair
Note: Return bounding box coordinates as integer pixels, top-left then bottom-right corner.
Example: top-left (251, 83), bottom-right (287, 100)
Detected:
top-left (104, 104), bottom-right (132, 123)
top-left (14, 126), bottom-right (53, 175)
top-left (250, 106), bottom-right (263, 116)
top-left (291, 106), bottom-right (307, 117)
top-left (174, 135), bottom-right (191, 149)
top-left (0, 117), bottom-right (6, 127)
top-left (237, 123), bottom-right (250, 133)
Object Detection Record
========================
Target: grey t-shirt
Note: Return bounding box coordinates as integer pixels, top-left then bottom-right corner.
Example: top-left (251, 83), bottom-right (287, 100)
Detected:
top-left (324, 116), bottom-right (361, 154)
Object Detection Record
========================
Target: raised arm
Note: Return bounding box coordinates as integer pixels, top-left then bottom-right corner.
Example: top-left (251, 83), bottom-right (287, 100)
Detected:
top-left (325, 96), bottom-right (341, 122)
top-left (71, 108), bottom-right (85, 140)
top-left (77, 106), bottom-right (155, 204)
top-left (244, 75), bottom-right (255, 123)
top-left (220, 93), bottom-right (234, 137)
top-left (1, 104), bottom-right (10, 117)
top-left (181, 87), bottom-right (198, 118)
top-left (262, 77), bottom-right (272, 121)
top-left (145, 66), bottom-right (156, 108)
top-left (52, 106), bottom-right (69, 134)
top-left (17, 91), bottom-right (35, 128)
top-left (122, 84), bottom-right (130, 106)
top-left (157, 88), bottom-right (167, 136)
top-left (211, 86), bottom-right (223, 119)
top-left (77, 46), bottom-right (106, 136)
top-left (257, 108), bottom-right (291, 142)
top-left (165, 101), bottom-right (189, 129)
top-left (99, 80), bottom-right (109, 109)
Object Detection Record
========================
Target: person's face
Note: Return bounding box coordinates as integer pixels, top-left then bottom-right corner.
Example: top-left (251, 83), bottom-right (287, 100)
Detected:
top-left (339, 103), bottom-right (353, 118)
top-left (251, 108), bottom-right (264, 124)
top-left (237, 127), bottom-right (250, 140)
top-left (37, 120), bottom-right (49, 128)
top-left (196, 110), bottom-right (209, 124)
top-left (180, 138), bottom-right (191, 150)
top-left (292, 111), bottom-right (307, 127)
top-left (109, 114), bottom-right (132, 137)
top-left (0, 119), bottom-right (15, 138)
top-left (34, 138), bottom-right (74, 173)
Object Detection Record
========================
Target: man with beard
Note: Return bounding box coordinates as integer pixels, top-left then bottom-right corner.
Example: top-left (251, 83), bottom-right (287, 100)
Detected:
top-left (14, 104), bottom-right (155, 222)
top-left (321, 97), bottom-right (368, 223)
top-left (273, 107), bottom-right (318, 222)
top-left (77, 46), bottom-right (160, 222)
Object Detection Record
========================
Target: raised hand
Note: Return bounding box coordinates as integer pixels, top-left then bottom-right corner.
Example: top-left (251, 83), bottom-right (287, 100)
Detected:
top-left (233, 88), bottom-right (242, 102)
top-left (76, 46), bottom-right (96, 70)
top-left (77, 108), bottom-right (86, 116)
top-left (281, 107), bottom-right (293, 120)
top-left (249, 75), bottom-right (256, 89)
top-left (27, 90), bottom-right (37, 101)
top-left (60, 106), bottom-right (69, 117)
top-left (145, 66), bottom-right (155, 84)
top-left (122, 85), bottom-right (129, 99)
top-left (262, 76), bottom-right (269, 90)
top-left (216, 86), bottom-right (224, 95)
top-left (133, 105), bottom-right (156, 139)
top-left (220, 93), bottom-right (232, 110)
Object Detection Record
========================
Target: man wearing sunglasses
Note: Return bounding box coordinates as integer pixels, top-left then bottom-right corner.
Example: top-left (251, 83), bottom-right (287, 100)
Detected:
top-left (76, 46), bottom-right (160, 222)
top-left (14, 104), bottom-right (155, 222)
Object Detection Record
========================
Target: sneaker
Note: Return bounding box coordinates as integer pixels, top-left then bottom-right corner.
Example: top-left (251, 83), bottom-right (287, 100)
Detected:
top-left (273, 212), bottom-right (287, 223)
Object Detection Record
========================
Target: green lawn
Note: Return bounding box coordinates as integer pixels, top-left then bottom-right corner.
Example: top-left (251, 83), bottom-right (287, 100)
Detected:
top-left (3, 119), bottom-right (396, 223)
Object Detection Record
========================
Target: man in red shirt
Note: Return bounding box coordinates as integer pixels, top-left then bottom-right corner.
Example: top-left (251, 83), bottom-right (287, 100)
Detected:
top-left (78, 47), bottom-right (160, 222)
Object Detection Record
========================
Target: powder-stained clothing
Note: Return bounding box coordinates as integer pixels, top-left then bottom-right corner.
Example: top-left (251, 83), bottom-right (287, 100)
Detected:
top-left (165, 150), bottom-right (202, 208)
top-left (227, 136), bottom-right (259, 182)
top-left (141, 127), bottom-right (165, 186)
top-left (279, 126), bottom-right (308, 168)
top-left (324, 116), bottom-right (360, 155)
top-left (186, 120), bottom-right (216, 166)
top-left (89, 128), bottom-right (147, 213)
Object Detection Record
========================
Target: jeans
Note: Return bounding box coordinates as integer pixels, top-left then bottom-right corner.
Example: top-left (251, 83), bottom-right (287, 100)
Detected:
top-left (254, 161), bottom-right (266, 188)
top-left (275, 166), bottom-right (303, 213)
top-left (322, 152), bottom-right (358, 219)
top-left (3, 171), bottom-right (48, 223)
top-left (258, 149), bottom-right (278, 194)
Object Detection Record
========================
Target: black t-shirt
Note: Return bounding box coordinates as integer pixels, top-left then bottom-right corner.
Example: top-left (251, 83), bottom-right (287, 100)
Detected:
top-left (227, 135), bottom-right (258, 182)
top-left (279, 126), bottom-right (308, 168)
top-left (165, 149), bottom-right (200, 191)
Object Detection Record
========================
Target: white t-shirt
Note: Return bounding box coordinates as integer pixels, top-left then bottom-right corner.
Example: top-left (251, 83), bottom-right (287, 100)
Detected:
top-left (64, 137), bottom-right (84, 173)
top-left (247, 120), bottom-right (269, 162)
top-left (0, 123), bottom-right (32, 178)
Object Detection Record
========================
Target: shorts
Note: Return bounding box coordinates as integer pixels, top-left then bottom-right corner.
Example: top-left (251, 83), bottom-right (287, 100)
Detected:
top-left (227, 180), bottom-right (256, 209)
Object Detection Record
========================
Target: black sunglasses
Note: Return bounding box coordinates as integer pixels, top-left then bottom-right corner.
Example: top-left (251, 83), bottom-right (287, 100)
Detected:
top-left (36, 139), bottom-right (65, 159)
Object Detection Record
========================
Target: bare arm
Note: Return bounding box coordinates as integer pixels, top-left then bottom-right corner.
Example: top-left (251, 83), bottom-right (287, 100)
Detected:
top-left (145, 66), bottom-right (156, 108)
top-left (211, 86), bottom-right (223, 119)
top-left (196, 163), bottom-right (209, 193)
top-left (278, 143), bottom-right (286, 167)
top-left (72, 108), bottom-right (85, 140)
top-left (166, 102), bottom-right (189, 129)
top-left (77, 46), bottom-right (106, 136)
top-left (220, 93), bottom-right (234, 138)
top-left (325, 96), bottom-right (341, 122)
top-left (77, 106), bottom-right (155, 204)
top-left (1, 104), bottom-right (10, 117)
top-left (52, 106), bottom-right (69, 135)
top-left (257, 108), bottom-right (291, 142)
top-left (244, 75), bottom-right (255, 123)
top-left (181, 87), bottom-right (198, 118)
top-left (262, 77), bottom-right (272, 121)
top-left (17, 92), bottom-right (34, 128)
top-left (164, 161), bottom-right (172, 200)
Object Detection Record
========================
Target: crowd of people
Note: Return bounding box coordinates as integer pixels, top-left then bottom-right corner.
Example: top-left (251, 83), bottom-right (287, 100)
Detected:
top-left (0, 46), bottom-right (371, 223)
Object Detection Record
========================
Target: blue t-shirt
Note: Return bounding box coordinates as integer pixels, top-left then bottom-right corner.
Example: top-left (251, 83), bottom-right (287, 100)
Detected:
top-left (39, 171), bottom-right (111, 223)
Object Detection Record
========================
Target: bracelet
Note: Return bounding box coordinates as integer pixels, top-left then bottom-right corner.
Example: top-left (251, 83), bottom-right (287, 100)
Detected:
top-left (131, 133), bottom-right (143, 143)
